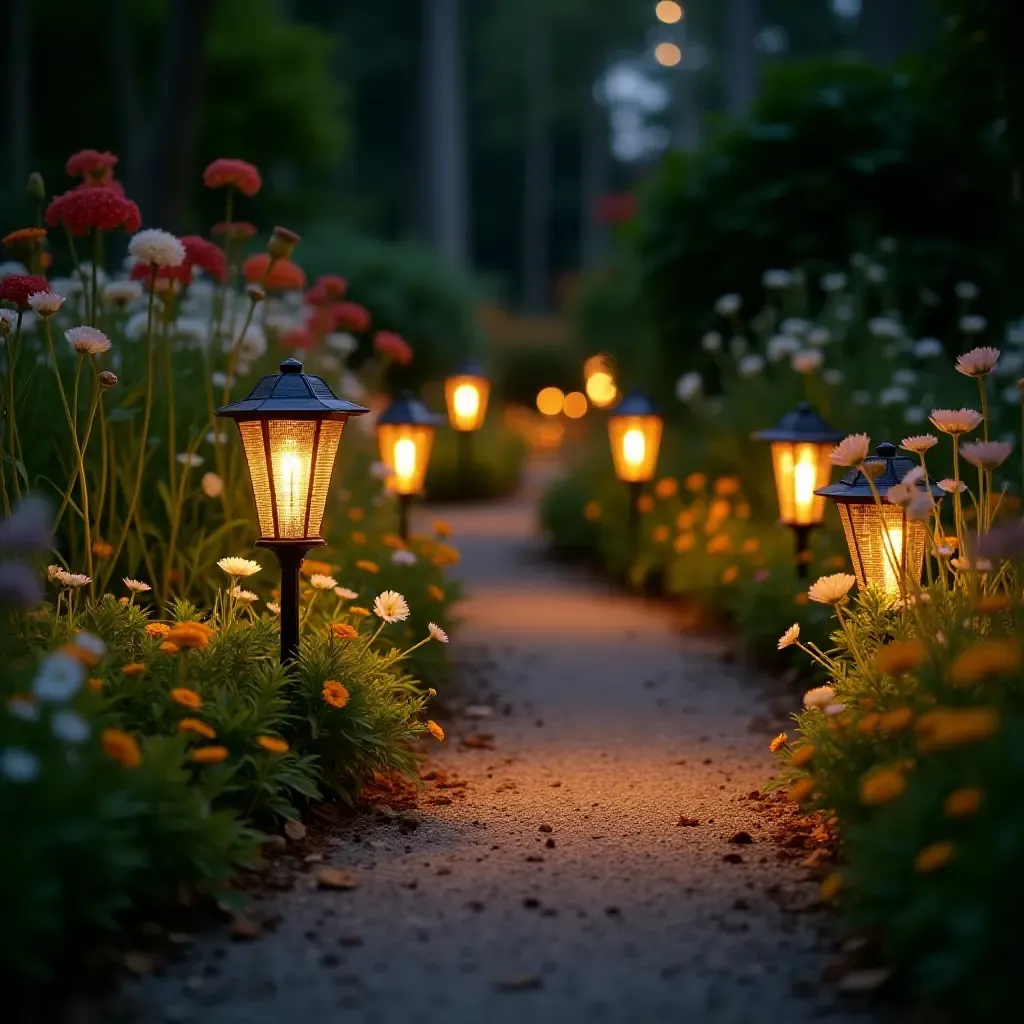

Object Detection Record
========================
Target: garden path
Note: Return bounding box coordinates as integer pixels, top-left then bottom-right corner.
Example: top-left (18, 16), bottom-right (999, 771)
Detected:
top-left (130, 458), bottom-right (869, 1024)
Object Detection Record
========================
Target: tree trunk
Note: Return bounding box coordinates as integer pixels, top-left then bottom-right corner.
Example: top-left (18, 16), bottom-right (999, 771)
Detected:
top-left (520, 0), bottom-right (551, 312)
top-left (423, 0), bottom-right (469, 267)
top-left (726, 0), bottom-right (759, 118)
top-left (137, 0), bottom-right (215, 229)
top-left (8, 0), bottom-right (31, 192)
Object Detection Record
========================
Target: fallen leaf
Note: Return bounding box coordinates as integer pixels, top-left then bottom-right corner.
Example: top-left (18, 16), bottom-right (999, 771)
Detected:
top-left (316, 868), bottom-right (359, 891)
top-left (284, 820), bottom-right (307, 842)
top-left (836, 968), bottom-right (891, 995)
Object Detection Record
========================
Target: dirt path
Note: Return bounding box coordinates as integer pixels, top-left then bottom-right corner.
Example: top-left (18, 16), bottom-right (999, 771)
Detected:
top-left (129, 463), bottom-right (866, 1024)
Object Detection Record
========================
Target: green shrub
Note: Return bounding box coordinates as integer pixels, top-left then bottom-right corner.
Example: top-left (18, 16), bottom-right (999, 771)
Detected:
top-left (425, 422), bottom-right (527, 502)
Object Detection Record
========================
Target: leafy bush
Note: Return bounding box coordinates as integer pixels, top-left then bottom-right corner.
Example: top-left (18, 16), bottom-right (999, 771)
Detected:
top-left (425, 421), bottom-right (527, 502)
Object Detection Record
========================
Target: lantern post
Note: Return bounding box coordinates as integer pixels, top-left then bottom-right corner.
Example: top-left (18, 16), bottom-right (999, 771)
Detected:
top-left (217, 358), bottom-right (368, 663)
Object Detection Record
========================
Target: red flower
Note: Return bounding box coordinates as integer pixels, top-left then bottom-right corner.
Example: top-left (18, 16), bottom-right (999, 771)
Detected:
top-left (241, 253), bottom-right (306, 292)
top-left (332, 301), bottom-right (371, 333)
top-left (283, 328), bottom-right (316, 350)
top-left (594, 192), bottom-right (638, 225)
top-left (130, 262), bottom-right (192, 287)
top-left (180, 235), bottom-right (226, 284)
top-left (75, 178), bottom-right (126, 196)
top-left (305, 308), bottom-right (336, 335)
top-left (66, 149), bottom-right (119, 185)
top-left (306, 274), bottom-right (348, 305)
top-left (45, 187), bottom-right (141, 237)
top-left (212, 221), bottom-right (258, 241)
top-left (203, 158), bottom-right (262, 197)
top-left (0, 274), bottom-right (50, 309)
top-left (373, 330), bottom-right (413, 366)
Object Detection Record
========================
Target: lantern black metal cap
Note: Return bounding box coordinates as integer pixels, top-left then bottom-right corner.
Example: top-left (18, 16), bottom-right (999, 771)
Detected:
top-left (377, 389), bottom-right (444, 427)
top-left (610, 390), bottom-right (658, 418)
top-left (216, 358), bottom-right (369, 419)
top-left (451, 361), bottom-right (486, 378)
top-left (752, 401), bottom-right (845, 444)
top-left (815, 441), bottom-right (944, 501)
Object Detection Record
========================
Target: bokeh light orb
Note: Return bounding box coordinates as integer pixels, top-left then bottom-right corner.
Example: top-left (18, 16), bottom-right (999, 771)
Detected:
top-left (536, 386), bottom-right (565, 416)
top-left (654, 42), bottom-right (682, 67)
top-left (585, 371), bottom-right (618, 408)
top-left (563, 391), bottom-right (588, 419)
top-left (655, 1), bottom-right (683, 24)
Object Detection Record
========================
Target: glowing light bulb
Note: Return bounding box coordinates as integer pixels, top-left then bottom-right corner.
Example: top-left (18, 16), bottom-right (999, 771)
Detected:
top-left (452, 383), bottom-right (479, 424)
top-left (882, 525), bottom-right (904, 596)
top-left (793, 445), bottom-right (818, 519)
top-left (394, 438), bottom-right (418, 487)
top-left (623, 428), bottom-right (646, 467)
top-left (279, 445), bottom-right (303, 530)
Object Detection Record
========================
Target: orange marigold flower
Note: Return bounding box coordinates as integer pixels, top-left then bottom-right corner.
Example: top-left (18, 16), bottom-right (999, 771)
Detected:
top-left (348, 507), bottom-right (365, 522)
top-left (714, 476), bottom-right (741, 497)
top-left (356, 560), bottom-right (379, 574)
top-left (166, 621), bottom-right (214, 649)
top-left (917, 707), bottom-right (999, 751)
top-left (323, 680), bottom-right (350, 708)
top-left (819, 873), bottom-right (844, 901)
top-left (653, 525), bottom-right (671, 544)
top-left (654, 477), bottom-right (678, 499)
top-left (915, 841), bottom-right (955, 874)
top-left (178, 718), bottom-right (216, 740)
top-left (974, 593), bottom-right (1012, 614)
top-left (202, 157), bottom-right (262, 196)
top-left (161, 641), bottom-right (180, 656)
top-left (674, 533), bottom-right (695, 553)
top-left (88, 677), bottom-right (104, 694)
top-left (787, 779), bottom-right (814, 803)
top-left (258, 736), bottom-right (289, 754)
top-left (428, 585), bottom-right (445, 602)
top-left (874, 638), bottom-right (927, 676)
top-left (859, 767), bottom-right (906, 805)
top-left (433, 520), bottom-right (453, 538)
top-left (121, 663), bottom-right (146, 677)
top-left (146, 622), bottom-right (171, 637)
top-left (170, 687), bottom-right (202, 709)
top-left (721, 565), bottom-right (739, 585)
top-left (433, 543), bottom-right (461, 567)
top-left (58, 642), bottom-right (102, 669)
top-left (949, 638), bottom-right (1022, 686)
top-left (769, 732), bottom-right (787, 753)
top-left (2, 226), bottom-right (47, 248)
top-left (381, 534), bottom-right (406, 549)
top-left (349, 606), bottom-right (370, 617)
top-left (301, 559), bottom-right (334, 577)
top-left (790, 744), bottom-right (814, 767)
top-left (101, 728), bottom-right (141, 768)
top-left (944, 786), bottom-right (982, 818)
top-left (735, 503), bottom-right (752, 520)
top-left (636, 495), bottom-right (655, 514)
top-left (350, 531), bottom-right (367, 545)
top-left (190, 745), bottom-right (230, 764)
top-left (879, 707), bottom-right (914, 732)
top-left (91, 540), bottom-right (114, 559)
top-left (857, 712), bottom-right (880, 735)
top-left (583, 501), bottom-right (601, 522)
top-left (329, 623), bottom-right (359, 640)
top-left (677, 510), bottom-right (696, 530)
top-left (741, 537), bottom-right (760, 554)
top-left (685, 472), bottom-right (706, 492)
top-left (707, 535), bottom-right (731, 555)
top-left (426, 720), bottom-right (445, 741)
top-left (241, 253), bottom-right (306, 292)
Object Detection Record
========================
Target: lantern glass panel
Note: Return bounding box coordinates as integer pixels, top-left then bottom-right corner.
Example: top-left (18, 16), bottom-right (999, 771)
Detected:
top-left (770, 441), bottom-right (832, 526)
top-left (608, 415), bottom-right (661, 483)
top-left (238, 419), bottom-right (343, 541)
top-left (378, 423), bottom-right (434, 495)
top-left (445, 375), bottom-right (490, 432)
top-left (837, 502), bottom-right (926, 597)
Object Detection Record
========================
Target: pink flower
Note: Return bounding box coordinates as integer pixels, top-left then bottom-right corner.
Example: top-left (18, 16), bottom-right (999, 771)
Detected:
top-left (202, 158), bottom-right (262, 197)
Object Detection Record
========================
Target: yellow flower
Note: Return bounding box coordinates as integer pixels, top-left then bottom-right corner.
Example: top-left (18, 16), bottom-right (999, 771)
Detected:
top-left (819, 873), bottom-right (844, 901)
top-left (787, 779), bottom-right (814, 803)
top-left (653, 525), bottom-right (671, 544)
top-left (433, 520), bottom-right (453, 538)
top-left (190, 745), bottom-right (229, 764)
top-left (356, 560), bottom-right (379, 574)
top-left (714, 476), bottom-right (741, 497)
top-left (808, 572), bottom-right (856, 605)
top-left (101, 728), bottom-right (142, 768)
top-left (373, 590), bottom-right (410, 623)
top-left (426, 720), bottom-right (445, 741)
top-left (428, 584), bottom-right (445, 602)
top-left (790, 744), bottom-right (814, 767)
top-left (949, 639), bottom-right (1022, 686)
top-left (859, 767), bottom-right (906, 805)
top-left (917, 708), bottom-right (999, 750)
top-left (350, 531), bottom-right (367, 545)
top-left (654, 477), bottom-right (678, 499)
top-left (323, 680), bottom-right (350, 708)
top-left (674, 533), bottom-right (695, 553)
top-left (258, 736), bottom-right (289, 754)
top-left (583, 501), bottom-right (601, 521)
top-left (915, 841), bottom-right (955, 874)
top-left (685, 472), bottom-right (706, 492)
top-left (146, 622), bottom-right (171, 637)
top-left (944, 787), bottom-right (982, 818)
top-left (170, 687), bottom-right (202, 709)
top-left (720, 565), bottom-right (739, 585)
top-left (217, 557), bottom-right (261, 578)
top-left (879, 707), bottom-right (914, 732)
top-left (769, 732), bottom-right (787, 753)
top-left (778, 624), bottom-right (800, 650)
top-left (348, 507), bottom-right (365, 522)
top-left (301, 559), bottom-right (333, 577)
top-left (874, 638), bottom-right (927, 676)
top-left (329, 622), bottom-right (359, 640)
top-left (121, 662), bottom-right (146, 678)
top-left (178, 718), bottom-right (216, 740)
top-left (636, 495), bottom-right (655, 514)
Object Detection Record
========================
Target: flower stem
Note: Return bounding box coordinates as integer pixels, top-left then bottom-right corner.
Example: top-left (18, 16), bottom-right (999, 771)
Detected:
top-left (978, 376), bottom-right (989, 442)
top-left (90, 227), bottom-right (100, 328)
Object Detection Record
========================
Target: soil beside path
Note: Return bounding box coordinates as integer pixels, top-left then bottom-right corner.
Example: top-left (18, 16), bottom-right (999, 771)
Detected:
top-left (129, 461), bottom-right (868, 1024)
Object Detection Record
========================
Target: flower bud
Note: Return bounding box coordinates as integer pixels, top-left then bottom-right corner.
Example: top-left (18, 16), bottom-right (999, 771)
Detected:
top-left (246, 285), bottom-right (266, 304)
top-left (267, 226), bottom-right (300, 261)
top-left (26, 172), bottom-right (45, 202)
top-left (98, 370), bottom-right (118, 390)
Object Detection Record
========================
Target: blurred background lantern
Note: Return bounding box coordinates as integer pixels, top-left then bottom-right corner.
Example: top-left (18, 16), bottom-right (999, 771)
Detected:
top-left (607, 391), bottom-right (662, 560)
top-left (753, 401), bottom-right (844, 577)
top-left (217, 358), bottom-right (368, 662)
top-left (444, 364), bottom-right (489, 492)
top-left (377, 390), bottom-right (443, 539)
top-left (815, 442), bottom-right (943, 598)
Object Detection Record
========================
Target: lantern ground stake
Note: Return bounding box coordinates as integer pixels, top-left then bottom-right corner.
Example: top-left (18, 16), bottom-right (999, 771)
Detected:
top-left (627, 480), bottom-right (643, 561)
top-left (217, 358), bottom-right (368, 665)
top-left (457, 430), bottom-right (473, 496)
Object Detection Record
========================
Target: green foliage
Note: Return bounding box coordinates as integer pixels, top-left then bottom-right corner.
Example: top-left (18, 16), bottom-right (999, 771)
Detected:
top-left (425, 422), bottom-right (527, 502)
top-left (495, 343), bottom-right (579, 406)
top-left (629, 58), bottom-right (1022, 400)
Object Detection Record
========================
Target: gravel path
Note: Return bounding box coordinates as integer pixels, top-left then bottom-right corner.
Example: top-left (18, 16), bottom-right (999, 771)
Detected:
top-left (129, 464), bottom-right (868, 1024)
